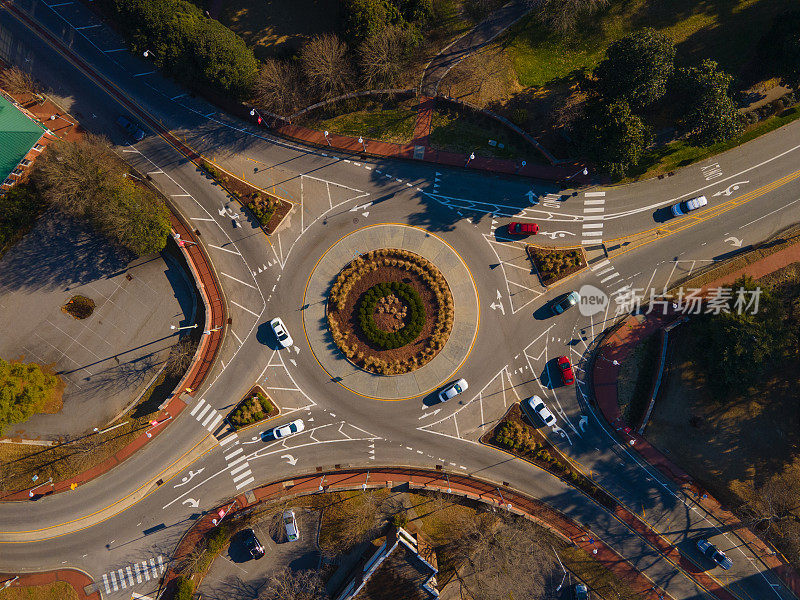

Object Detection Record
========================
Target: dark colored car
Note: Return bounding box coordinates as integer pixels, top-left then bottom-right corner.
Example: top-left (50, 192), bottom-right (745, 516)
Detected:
top-left (557, 355), bottom-right (575, 385)
top-left (241, 528), bottom-right (265, 559)
top-left (575, 583), bottom-right (590, 599)
top-left (697, 538), bottom-right (732, 569)
top-left (507, 222), bottom-right (539, 235)
top-left (551, 291), bottom-right (580, 315)
top-left (115, 115), bottom-right (145, 142)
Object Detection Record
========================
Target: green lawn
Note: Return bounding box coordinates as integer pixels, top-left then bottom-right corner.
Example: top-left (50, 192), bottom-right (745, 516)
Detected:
top-left (429, 107), bottom-right (546, 162)
top-left (304, 97), bottom-right (418, 144)
top-left (628, 103), bottom-right (800, 179)
top-left (506, 0), bottom-right (796, 89)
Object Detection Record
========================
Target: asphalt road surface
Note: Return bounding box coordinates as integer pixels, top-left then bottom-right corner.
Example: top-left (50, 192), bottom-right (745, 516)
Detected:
top-left (1, 2), bottom-right (799, 600)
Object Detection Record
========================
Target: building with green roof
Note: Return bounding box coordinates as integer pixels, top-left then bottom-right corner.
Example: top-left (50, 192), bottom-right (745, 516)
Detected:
top-left (0, 93), bottom-right (47, 185)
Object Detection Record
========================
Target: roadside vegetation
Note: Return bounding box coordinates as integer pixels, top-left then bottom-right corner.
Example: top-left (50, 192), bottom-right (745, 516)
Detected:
top-left (300, 95), bottom-right (418, 144)
top-left (0, 184), bottom-right (44, 260)
top-left (647, 268), bottom-right (800, 570)
top-left (617, 332), bottom-right (661, 427)
top-left (0, 581), bottom-right (79, 600)
top-left (0, 359), bottom-right (62, 435)
top-left (528, 246), bottom-right (586, 285)
top-left (32, 135), bottom-right (171, 257)
top-left (228, 388), bottom-right (276, 430)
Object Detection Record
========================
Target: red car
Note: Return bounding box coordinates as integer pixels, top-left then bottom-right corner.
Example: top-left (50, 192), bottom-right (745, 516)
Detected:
top-left (507, 222), bottom-right (539, 235)
top-left (557, 356), bottom-right (575, 385)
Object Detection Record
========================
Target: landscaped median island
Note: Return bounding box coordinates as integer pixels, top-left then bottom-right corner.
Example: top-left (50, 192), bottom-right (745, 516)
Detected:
top-left (199, 160), bottom-right (290, 234)
top-left (327, 248), bottom-right (454, 375)
top-left (527, 245), bottom-right (587, 286)
top-left (483, 404), bottom-right (615, 511)
top-left (227, 385), bottom-right (278, 430)
top-left (0, 581), bottom-right (79, 600)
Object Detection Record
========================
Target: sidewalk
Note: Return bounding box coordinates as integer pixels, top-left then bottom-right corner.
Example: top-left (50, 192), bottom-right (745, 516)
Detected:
top-left (0, 569), bottom-right (99, 600)
top-left (591, 245), bottom-right (800, 598)
top-left (162, 468), bottom-right (674, 600)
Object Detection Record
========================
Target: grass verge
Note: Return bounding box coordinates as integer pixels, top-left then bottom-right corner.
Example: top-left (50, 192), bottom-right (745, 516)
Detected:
top-left (301, 96), bottom-right (418, 144)
top-left (0, 581), bottom-right (79, 600)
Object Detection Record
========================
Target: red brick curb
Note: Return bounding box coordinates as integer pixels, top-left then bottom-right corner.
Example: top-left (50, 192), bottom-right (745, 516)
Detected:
top-left (592, 301), bottom-right (800, 597)
top-left (0, 569), bottom-right (100, 600)
top-left (160, 468), bottom-right (677, 600)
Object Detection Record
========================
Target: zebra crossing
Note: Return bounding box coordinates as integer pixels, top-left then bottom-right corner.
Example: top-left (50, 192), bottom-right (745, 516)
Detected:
top-left (582, 191), bottom-right (606, 246)
top-left (189, 397), bottom-right (225, 433)
top-left (219, 431), bottom-right (255, 491)
top-left (589, 258), bottom-right (629, 302)
top-left (101, 555), bottom-right (165, 594)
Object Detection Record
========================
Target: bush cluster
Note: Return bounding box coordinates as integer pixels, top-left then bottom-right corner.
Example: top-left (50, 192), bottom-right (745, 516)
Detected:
top-left (229, 392), bottom-right (273, 429)
top-left (358, 282), bottom-right (425, 349)
top-left (327, 248), bottom-right (454, 375)
top-left (96, 0), bottom-right (258, 100)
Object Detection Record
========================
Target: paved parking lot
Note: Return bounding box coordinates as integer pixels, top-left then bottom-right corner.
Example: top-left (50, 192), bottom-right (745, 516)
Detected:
top-left (0, 213), bottom-right (195, 439)
top-left (199, 508), bottom-right (321, 600)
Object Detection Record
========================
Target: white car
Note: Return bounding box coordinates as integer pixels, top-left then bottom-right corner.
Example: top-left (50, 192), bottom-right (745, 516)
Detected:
top-left (269, 317), bottom-right (293, 348)
top-left (438, 378), bottom-right (468, 402)
top-left (283, 509), bottom-right (299, 542)
top-left (671, 195), bottom-right (708, 216)
top-left (268, 419), bottom-right (305, 440)
top-left (523, 395), bottom-right (556, 426)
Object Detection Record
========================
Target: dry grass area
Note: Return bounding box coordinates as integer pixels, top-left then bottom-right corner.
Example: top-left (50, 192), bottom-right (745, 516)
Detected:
top-left (646, 264), bottom-right (800, 569)
top-left (0, 582), bottom-right (79, 600)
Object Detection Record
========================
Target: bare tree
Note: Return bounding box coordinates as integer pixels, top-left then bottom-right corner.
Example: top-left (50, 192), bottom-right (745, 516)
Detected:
top-left (0, 66), bottom-right (41, 98)
top-left (358, 25), bottom-right (410, 88)
top-left (537, 0), bottom-right (609, 33)
top-left (31, 134), bottom-right (123, 217)
top-left (254, 59), bottom-right (304, 115)
top-left (166, 336), bottom-right (198, 378)
top-left (300, 33), bottom-right (354, 100)
top-left (259, 568), bottom-right (327, 600)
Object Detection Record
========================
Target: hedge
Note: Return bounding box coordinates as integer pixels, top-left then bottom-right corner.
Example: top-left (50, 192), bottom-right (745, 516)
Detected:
top-left (357, 282), bottom-right (425, 349)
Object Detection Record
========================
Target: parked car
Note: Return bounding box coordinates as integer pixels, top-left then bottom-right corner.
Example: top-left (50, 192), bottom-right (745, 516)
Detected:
top-left (269, 317), bottom-right (293, 348)
top-left (574, 583), bottom-right (590, 600)
top-left (438, 378), bottom-right (468, 402)
top-left (697, 538), bottom-right (732, 569)
top-left (240, 528), bottom-right (265, 559)
top-left (671, 195), bottom-right (708, 217)
top-left (521, 395), bottom-right (556, 427)
top-left (283, 510), bottom-right (299, 542)
top-left (557, 355), bottom-right (575, 385)
top-left (551, 291), bottom-right (581, 315)
top-left (267, 419), bottom-right (305, 440)
top-left (115, 115), bottom-right (145, 142)
top-left (507, 222), bottom-right (539, 235)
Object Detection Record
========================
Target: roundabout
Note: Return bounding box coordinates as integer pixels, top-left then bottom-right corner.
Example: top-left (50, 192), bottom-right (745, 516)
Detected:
top-left (302, 224), bottom-right (479, 400)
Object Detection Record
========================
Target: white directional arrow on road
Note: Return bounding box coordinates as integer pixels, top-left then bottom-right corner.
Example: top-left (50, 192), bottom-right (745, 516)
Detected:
top-left (725, 236), bottom-right (743, 247)
top-left (418, 409), bottom-right (441, 420)
top-left (578, 415), bottom-right (588, 433)
top-left (282, 454), bottom-right (299, 466)
top-left (349, 202), bottom-right (373, 212)
top-left (525, 190), bottom-right (538, 204)
top-left (182, 498), bottom-right (200, 508)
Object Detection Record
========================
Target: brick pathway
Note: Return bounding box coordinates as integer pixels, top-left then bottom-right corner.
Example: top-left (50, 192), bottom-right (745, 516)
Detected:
top-left (0, 569), bottom-right (99, 600)
top-left (162, 468), bottom-right (675, 600)
top-left (591, 244), bottom-right (800, 598)
top-left (412, 96), bottom-right (434, 148)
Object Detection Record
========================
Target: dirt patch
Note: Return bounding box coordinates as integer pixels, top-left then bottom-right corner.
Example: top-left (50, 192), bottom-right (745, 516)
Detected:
top-left (617, 332), bottom-right (661, 427)
top-left (527, 245), bottom-right (586, 285)
top-left (327, 249), bottom-right (454, 375)
top-left (0, 581), bottom-right (79, 600)
top-left (228, 385), bottom-right (279, 430)
top-left (61, 295), bottom-right (95, 319)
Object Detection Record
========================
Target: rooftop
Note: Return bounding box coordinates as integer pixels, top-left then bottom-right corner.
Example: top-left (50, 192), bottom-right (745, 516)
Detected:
top-left (0, 93), bottom-right (46, 183)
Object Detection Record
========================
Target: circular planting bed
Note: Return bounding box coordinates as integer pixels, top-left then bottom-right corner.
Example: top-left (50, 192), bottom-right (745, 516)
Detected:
top-left (62, 295), bottom-right (95, 319)
top-left (327, 249), bottom-right (454, 375)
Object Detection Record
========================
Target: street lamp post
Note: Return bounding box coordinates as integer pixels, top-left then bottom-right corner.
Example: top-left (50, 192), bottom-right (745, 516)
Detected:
top-left (170, 323), bottom-right (199, 331)
top-left (146, 414), bottom-right (173, 438)
top-left (324, 130), bottom-right (331, 146)
top-left (496, 487), bottom-right (512, 511)
top-left (28, 477), bottom-right (53, 498)
top-left (204, 325), bottom-right (223, 336)
top-left (362, 471), bottom-right (369, 491)
top-left (358, 136), bottom-right (367, 152)
top-left (318, 474), bottom-right (326, 492)
top-left (516, 159), bottom-right (526, 174)
top-left (1, 576), bottom-right (19, 589)
top-left (445, 473), bottom-right (451, 494)
top-left (465, 152), bottom-right (475, 167)
top-left (143, 49), bottom-right (154, 59)
top-left (249, 108), bottom-right (265, 126)
top-left (172, 232), bottom-right (197, 247)
top-left (565, 166), bottom-right (589, 181)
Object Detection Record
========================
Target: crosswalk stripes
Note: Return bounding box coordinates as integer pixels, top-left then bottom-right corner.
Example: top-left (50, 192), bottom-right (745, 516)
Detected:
top-left (189, 398), bottom-right (225, 433)
top-left (218, 432), bottom-right (255, 491)
top-left (582, 191), bottom-right (606, 245)
top-left (102, 556), bottom-right (166, 594)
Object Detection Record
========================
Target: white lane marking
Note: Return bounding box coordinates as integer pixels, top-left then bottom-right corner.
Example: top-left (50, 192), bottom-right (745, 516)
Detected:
top-left (149, 558), bottom-right (158, 578)
top-left (231, 329), bottom-right (243, 346)
top-left (232, 470), bottom-right (253, 483)
top-left (118, 569), bottom-right (126, 589)
top-left (207, 414), bottom-right (223, 431)
top-left (596, 267), bottom-right (615, 276)
top-left (585, 191), bottom-right (606, 197)
top-left (126, 566), bottom-right (134, 586)
top-left (75, 23), bottom-right (102, 30)
top-left (208, 244), bottom-right (241, 255)
top-left (110, 571), bottom-right (118, 591)
top-left (102, 574), bottom-right (111, 594)
top-left (104, 48), bottom-right (127, 53)
top-left (225, 447), bottom-right (244, 461)
top-left (235, 476), bottom-right (255, 490)
top-left (583, 207), bottom-right (605, 213)
top-left (134, 563), bottom-right (142, 583)
top-left (601, 273), bottom-right (620, 283)
top-left (590, 259), bottom-right (611, 271)
top-left (158, 555), bottom-right (165, 573)
top-left (220, 434), bottom-right (238, 446)
top-left (230, 301), bottom-right (260, 317)
top-left (584, 199), bottom-right (606, 205)
top-left (141, 561), bottom-right (150, 581)
top-left (740, 198), bottom-right (800, 228)
top-left (221, 272), bottom-right (257, 289)
top-left (133, 71), bottom-right (156, 77)
top-left (195, 404), bottom-right (211, 421)
top-left (201, 410), bottom-right (219, 428)
top-left (190, 399), bottom-right (205, 416)
top-left (230, 463), bottom-right (250, 476)
top-left (582, 215), bottom-right (604, 221)
top-left (582, 231), bottom-right (603, 237)
top-left (582, 223), bottom-right (604, 229)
